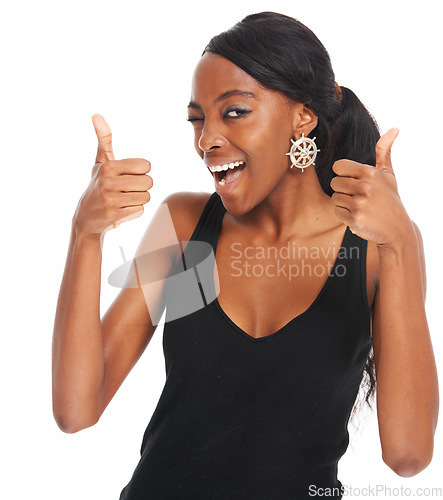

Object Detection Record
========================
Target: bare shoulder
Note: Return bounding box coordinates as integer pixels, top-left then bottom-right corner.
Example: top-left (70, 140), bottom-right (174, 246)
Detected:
top-left (161, 191), bottom-right (213, 243)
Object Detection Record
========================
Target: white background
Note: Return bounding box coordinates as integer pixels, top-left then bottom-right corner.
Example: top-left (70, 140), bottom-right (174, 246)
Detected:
top-left (1, 0), bottom-right (441, 498)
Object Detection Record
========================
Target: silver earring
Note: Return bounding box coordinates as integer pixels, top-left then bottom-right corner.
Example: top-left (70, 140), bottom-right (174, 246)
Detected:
top-left (286, 133), bottom-right (320, 172)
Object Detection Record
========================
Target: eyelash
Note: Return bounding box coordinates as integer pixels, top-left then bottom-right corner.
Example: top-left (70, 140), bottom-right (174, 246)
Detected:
top-left (186, 108), bottom-right (251, 123)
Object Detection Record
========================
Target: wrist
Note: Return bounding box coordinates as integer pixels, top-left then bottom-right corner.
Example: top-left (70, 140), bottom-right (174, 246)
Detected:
top-left (71, 216), bottom-right (103, 246)
top-left (376, 217), bottom-right (417, 257)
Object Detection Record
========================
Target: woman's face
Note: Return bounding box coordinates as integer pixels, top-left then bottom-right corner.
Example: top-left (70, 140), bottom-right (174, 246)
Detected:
top-left (187, 52), bottom-right (316, 211)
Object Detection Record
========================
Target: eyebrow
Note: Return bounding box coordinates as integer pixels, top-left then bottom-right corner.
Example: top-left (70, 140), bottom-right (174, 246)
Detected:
top-left (187, 89), bottom-right (257, 110)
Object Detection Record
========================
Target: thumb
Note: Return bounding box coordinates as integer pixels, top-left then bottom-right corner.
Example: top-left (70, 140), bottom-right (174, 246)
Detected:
top-left (375, 127), bottom-right (399, 173)
top-left (92, 113), bottom-right (115, 163)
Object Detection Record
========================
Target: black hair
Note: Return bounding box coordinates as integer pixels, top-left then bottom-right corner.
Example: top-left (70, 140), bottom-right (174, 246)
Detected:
top-left (203, 11), bottom-right (378, 422)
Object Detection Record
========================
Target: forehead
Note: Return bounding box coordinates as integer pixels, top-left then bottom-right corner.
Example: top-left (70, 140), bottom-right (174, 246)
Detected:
top-left (191, 52), bottom-right (264, 101)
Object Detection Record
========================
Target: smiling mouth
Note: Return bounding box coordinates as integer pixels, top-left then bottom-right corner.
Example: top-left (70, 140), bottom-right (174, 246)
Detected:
top-left (209, 161), bottom-right (246, 185)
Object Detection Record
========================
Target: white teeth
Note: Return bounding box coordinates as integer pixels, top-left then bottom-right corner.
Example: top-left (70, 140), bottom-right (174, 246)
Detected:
top-left (208, 161), bottom-right (244, 173)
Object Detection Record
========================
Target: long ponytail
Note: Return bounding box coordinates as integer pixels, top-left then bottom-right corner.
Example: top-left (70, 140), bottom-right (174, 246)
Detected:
top-left (313, 86), bottom-right (381, 196)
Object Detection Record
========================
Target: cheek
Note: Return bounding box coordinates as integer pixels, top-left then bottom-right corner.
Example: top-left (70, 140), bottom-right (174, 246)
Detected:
top-left (250, 125), bottom-right (290, 162)
top-left (249, 116), bottom-right (290, 149)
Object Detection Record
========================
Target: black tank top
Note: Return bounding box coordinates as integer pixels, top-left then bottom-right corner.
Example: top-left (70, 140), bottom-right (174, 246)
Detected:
top-left (119, 191), bottom-right (372, 499)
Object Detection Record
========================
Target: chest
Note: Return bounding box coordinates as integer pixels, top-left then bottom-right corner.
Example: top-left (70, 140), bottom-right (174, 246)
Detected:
top-left (213, 225), bottom-right (377, 340)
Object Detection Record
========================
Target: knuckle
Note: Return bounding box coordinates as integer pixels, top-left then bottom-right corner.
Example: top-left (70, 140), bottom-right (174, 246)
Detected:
top-left (358, 181), bottom-right (371, 197)
top-left (366, 166), bottom-right (377, 179)
top-left (102, 159), bottom-right (117, 172)
top-left (100, 161), bottom-right (111, 175)
top-left (100, 176), bottom-right (114, 192)
top-left (100, 131), bottom-right (112, 142)
top-left (351, 211), bottom-right (363, 227)
top-left (355, 198), bottom-right (367, 213)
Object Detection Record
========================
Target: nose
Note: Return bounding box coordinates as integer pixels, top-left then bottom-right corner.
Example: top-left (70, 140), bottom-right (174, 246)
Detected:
top-left (198, 123), bottom-right (228, 152)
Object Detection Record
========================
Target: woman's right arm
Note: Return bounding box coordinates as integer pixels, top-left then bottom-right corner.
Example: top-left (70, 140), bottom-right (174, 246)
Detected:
top-left (52, 114), bottom-right (154, 433)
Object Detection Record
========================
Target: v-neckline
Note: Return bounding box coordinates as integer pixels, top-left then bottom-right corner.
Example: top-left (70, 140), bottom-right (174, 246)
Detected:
top-left (212, 209), bottom-right (351, 342)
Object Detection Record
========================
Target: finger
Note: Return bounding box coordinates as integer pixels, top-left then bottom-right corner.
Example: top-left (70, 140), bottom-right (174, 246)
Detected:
top-left (375, 128), bottom-right (399, 173)
top-left (330, 175), bottom-right (358, 196)
top-left (332, 159), bottom-right (369, 179)
top-left (114, 174), bottom-right (153, 192)
top-left (92, 113), bottom-right (115, 163)
top-left (118, 191), bottom-right (151, 208)
top-left (334, 205), bottom-right (352, 224)
top-left (105, 159), bottom-right (151, 176)
top-left (331, 191), bottom-right (353, 210)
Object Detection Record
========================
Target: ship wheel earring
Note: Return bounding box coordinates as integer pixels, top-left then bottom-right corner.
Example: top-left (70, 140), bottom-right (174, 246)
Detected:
top-left (286, 133), bottom-right (320, 172)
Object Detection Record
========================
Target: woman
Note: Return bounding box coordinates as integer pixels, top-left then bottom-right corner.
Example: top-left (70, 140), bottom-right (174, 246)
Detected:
top-left (52, 11), bottom-right (438, 499)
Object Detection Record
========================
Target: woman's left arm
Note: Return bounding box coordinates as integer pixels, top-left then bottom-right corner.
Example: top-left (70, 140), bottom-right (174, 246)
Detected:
top-left (330, 128), bottom-right (439, 478)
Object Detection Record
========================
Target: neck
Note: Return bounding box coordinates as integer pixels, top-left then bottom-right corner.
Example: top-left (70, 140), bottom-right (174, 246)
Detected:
top-left (236, 167), bottom-right (338, 242)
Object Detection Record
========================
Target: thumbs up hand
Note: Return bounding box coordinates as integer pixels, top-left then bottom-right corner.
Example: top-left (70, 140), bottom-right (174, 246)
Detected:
top-left (330, 128), bottom-right (413, 249)
top-left (73, 114), bottom-right (153, 239)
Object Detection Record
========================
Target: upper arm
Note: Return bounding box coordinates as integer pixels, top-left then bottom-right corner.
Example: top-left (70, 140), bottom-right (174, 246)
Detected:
top-left (97, 191), bottom-right (211, 419)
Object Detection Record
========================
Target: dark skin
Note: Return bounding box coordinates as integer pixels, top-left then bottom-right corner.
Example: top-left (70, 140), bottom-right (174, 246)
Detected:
top-left (186, 52), bottom-right (378, 338)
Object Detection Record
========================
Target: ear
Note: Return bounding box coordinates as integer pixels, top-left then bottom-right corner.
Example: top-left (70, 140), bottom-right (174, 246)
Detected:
top-left (292, 102), bottom-right (318, 137)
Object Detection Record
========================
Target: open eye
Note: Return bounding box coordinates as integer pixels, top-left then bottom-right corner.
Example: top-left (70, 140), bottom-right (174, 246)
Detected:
top-left (225, 108), bottom-right (251, 118)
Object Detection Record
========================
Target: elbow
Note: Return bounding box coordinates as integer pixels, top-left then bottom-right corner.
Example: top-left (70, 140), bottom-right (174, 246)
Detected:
top-left (383, 446), bottom-right (434, 477)
top-left (56, 421), bottom-right (82, 434)
top-left (52, 390), bottom-right (103, 433)
top-left (53, 411), bottom-right (100, 434)
top-left (384, 456), bottom-right (431, 478)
